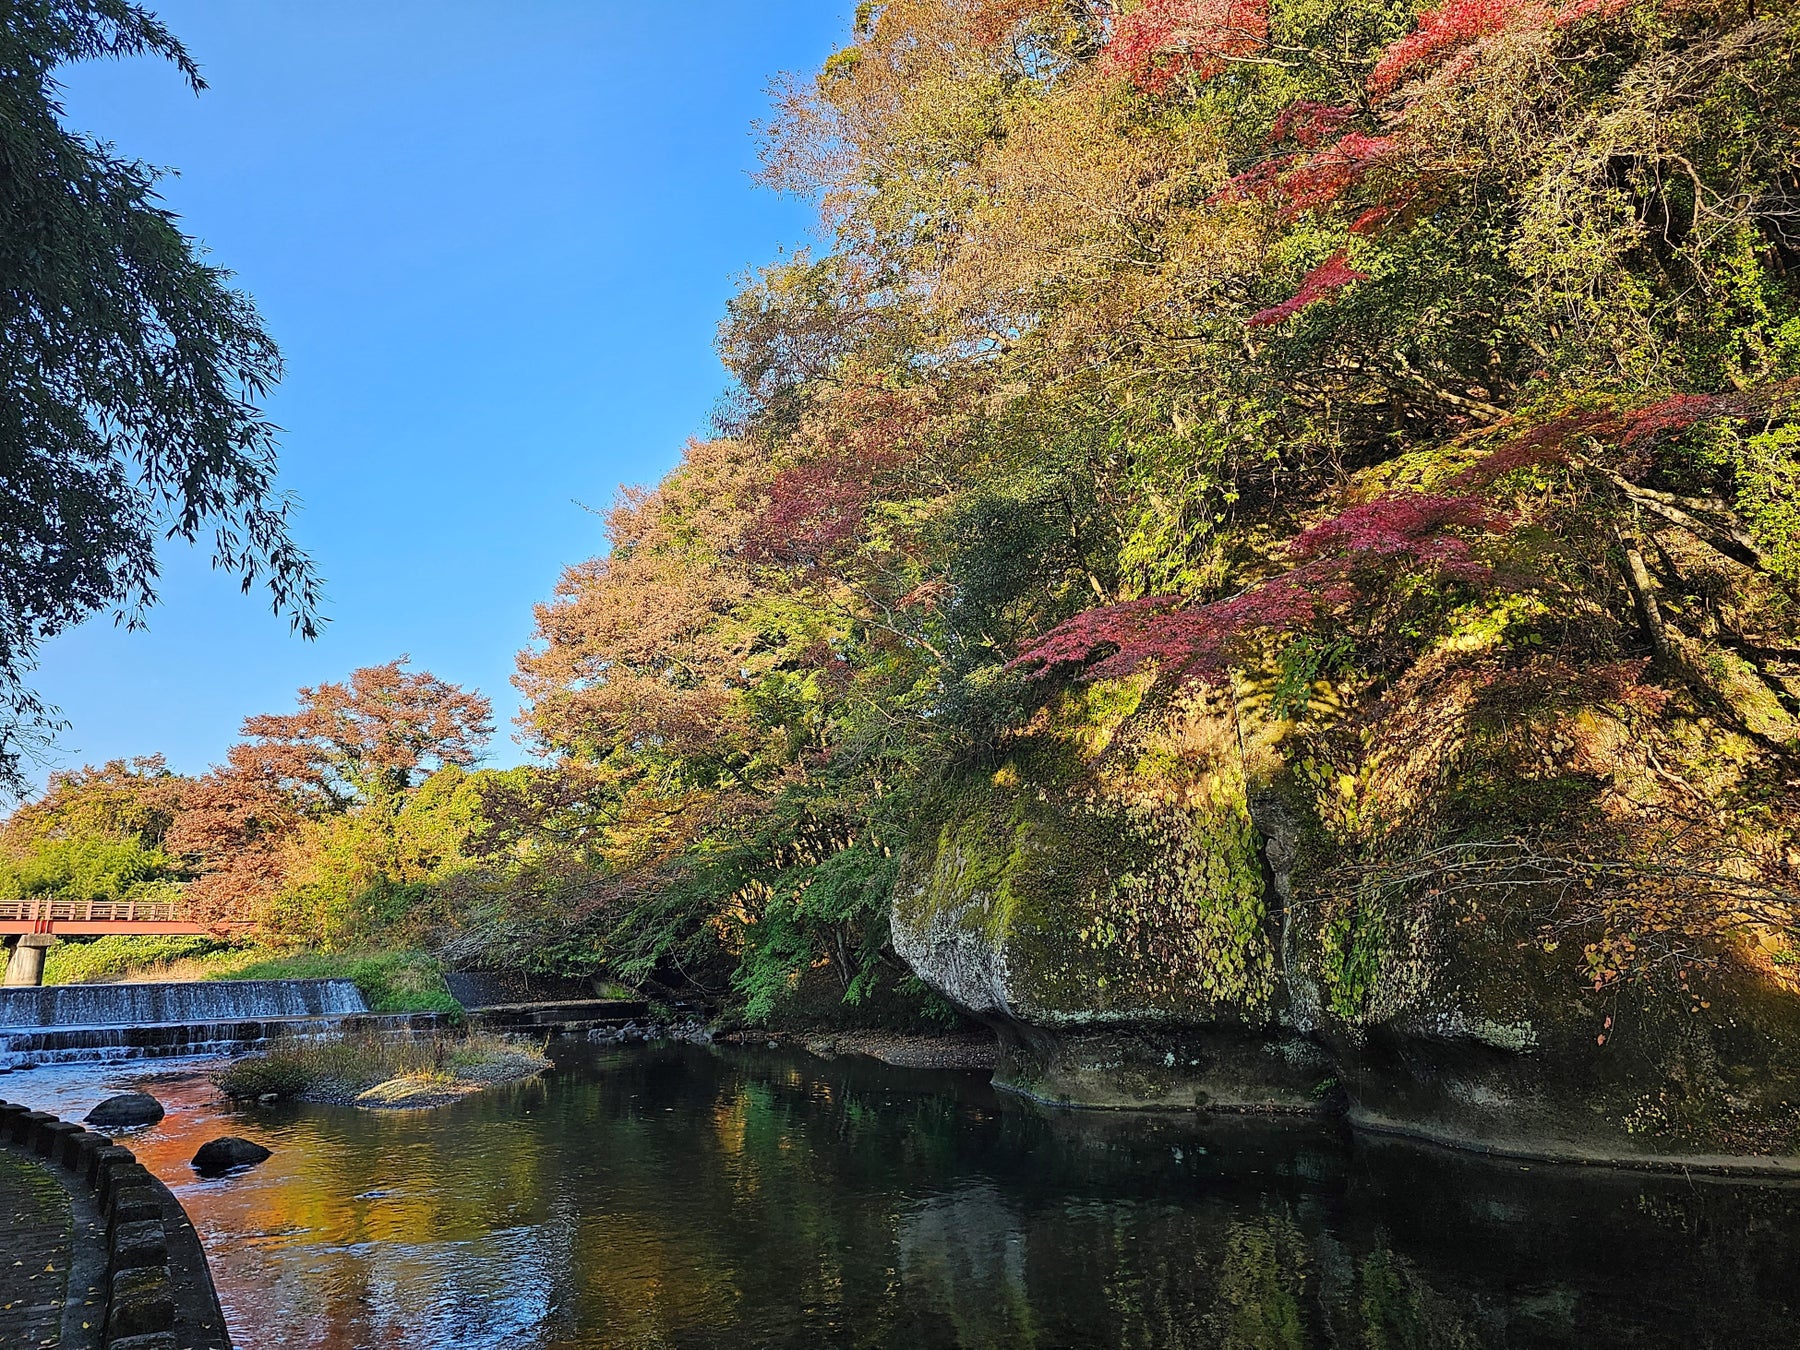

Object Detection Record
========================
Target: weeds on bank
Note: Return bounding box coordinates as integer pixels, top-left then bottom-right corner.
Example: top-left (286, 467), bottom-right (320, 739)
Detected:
top-left (214, 1030), bottom-right (547, 1102)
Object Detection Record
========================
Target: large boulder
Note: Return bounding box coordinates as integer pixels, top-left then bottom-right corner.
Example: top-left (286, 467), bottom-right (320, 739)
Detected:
top-left (191, 1135), bottom-right (271, 1175)
top-left (1260, 650), bottom-right (1800, 1166)
top-left (1283, 830), bottom-right (1800, 1165)
top-left (893, 680), bottom-right (1331, 1111)
top-left (84, 1092), bottom-right (164, 1129)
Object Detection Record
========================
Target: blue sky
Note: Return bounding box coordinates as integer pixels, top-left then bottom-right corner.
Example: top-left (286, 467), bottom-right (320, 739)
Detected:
top-left (30, 1), bottom-right (847, 785)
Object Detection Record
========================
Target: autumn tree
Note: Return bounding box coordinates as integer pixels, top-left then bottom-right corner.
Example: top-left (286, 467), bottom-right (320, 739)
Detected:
top-left (1, 755), bottom-right (180, 851)
top-left (0, 756), bottom-right (183, 907)
top-left (163, 660), bottom-right (491, 924)
top-left (234, 659), bottom-right (493, 808)
top-left (515, 0), bottom-right (1800, 1016)
top-left (161, 764), bottom-right (299, 922)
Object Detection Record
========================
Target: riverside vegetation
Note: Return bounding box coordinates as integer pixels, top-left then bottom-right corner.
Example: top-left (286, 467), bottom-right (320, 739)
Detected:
top-left (7, 0), bottom-right (1800, 1163)
top-left (212, 1031), bottom-right (553, 1110)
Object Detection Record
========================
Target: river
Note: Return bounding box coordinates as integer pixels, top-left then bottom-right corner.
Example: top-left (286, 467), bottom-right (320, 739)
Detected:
top-left (9, 1038), bottom-right (1800, 1348)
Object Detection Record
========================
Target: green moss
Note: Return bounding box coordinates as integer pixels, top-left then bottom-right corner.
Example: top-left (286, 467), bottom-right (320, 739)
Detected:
top-left (1052, 672), bottom-right (1152, 762)
top-left (901, 686), bottom-right (1277, 1021)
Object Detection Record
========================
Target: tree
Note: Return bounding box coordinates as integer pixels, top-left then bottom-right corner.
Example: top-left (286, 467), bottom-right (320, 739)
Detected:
top-left (159, 765), bottom-right (297, 922)
top-left (0, 0), bottom-right (321, 792)
top-left (234, 659), bottom-right (494, 808)
top-left (509, 0), bottom-right (1800, 1020)
top-left (158, 660), bottom-right (490, 923)
top-left (0, 755), bottom-right (182, 907)
top-left (0, 754), bottom-right (179, 850)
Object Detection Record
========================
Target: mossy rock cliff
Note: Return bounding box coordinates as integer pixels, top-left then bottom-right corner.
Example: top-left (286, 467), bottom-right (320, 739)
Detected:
top-left (892, 679), bottom-right (1332, 1111)
top-left (895, 656), bottom-right (1800, 1166)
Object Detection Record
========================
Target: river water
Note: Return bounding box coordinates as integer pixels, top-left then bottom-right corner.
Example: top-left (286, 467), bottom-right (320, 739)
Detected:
top-left (9, 1038), bottom-right (1800, 1348)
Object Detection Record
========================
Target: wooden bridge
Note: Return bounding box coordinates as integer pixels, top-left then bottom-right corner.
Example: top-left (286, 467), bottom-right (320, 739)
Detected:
top-left (1, 899), bottom-right (243, 986)
top-left (0, 897), bottom-right (227, 937)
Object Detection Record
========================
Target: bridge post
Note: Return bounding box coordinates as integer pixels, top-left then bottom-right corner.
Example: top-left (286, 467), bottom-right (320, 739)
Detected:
top-left (2, 934), bottom-right (55, 987)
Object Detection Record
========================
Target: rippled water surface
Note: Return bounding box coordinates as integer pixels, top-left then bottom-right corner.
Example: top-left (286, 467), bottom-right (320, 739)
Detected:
top-left (11, 1040), bottom-right (1800, 1348)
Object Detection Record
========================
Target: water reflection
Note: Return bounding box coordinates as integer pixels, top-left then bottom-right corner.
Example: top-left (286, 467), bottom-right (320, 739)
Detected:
top-left (11, 1041), bottom-right (1800, 1348)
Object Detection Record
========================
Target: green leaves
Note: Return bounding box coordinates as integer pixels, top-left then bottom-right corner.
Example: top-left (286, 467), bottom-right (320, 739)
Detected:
top-left (0, 0), bottom-right (318, 794)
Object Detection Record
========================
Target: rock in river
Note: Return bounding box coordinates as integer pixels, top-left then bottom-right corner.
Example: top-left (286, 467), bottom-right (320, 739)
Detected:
top-left (192, 1135), bottom-right (272, 1174)
top-left (85, 1092), bottom-right (165, 1129)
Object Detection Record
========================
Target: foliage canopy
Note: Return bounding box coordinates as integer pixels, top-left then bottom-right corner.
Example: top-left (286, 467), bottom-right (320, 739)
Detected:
top-left (0, 0), bottom-right (319, 792)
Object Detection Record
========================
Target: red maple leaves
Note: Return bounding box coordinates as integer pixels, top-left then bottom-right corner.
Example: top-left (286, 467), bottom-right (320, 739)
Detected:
top-left (1269, 100), bottom-right (1356, 150)
top-left (1368, 0), bottom-right (1630, 97)
top-left (1246, 251), bottom-right (1369, 328)
top-left (1013, 493), bottom-right (1507, 682)
top-left (1104, 0), bottom-right (1271, 92)
top-left (741, 450), bottom-right (896, 567)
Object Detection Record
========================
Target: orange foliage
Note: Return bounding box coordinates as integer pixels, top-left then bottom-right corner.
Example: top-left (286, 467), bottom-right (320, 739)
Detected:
top-left (164, 660), bottom-right (492, 921)
top-left (163, 766), bottom-right (302, 923)
top-left (236, 659), bottom-right (493, 806)
top-left (516, 439), bottom-right (766, 762)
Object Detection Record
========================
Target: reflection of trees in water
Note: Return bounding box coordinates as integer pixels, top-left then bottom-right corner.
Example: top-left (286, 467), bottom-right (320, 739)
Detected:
top-left (119, 1048), bottom-right (1800, 1349)
top-left (888, 1191), bottom-right (1486, 1350)
top-left (1356, 1248), bottom-right (1482, 1350)
top-left (897, 1182), bottom-right (1036, 1345)
top-left (137, 1073), bottom-right (576, 1349)
top-left (1037, 1203), bottom-right (1318, 1350)
top-left (1214, 1213), bottom-right (1310, 1350)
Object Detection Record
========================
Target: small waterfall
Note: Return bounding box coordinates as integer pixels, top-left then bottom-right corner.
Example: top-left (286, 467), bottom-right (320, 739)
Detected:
top-left (0, 978), bottom-right (375, 1068)
top-left (0, 978), bottom-right (368, 1028)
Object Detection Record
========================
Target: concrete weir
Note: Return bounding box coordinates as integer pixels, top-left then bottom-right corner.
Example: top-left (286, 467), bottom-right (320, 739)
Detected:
top-left (0, 978), bottom-right (394, 1069)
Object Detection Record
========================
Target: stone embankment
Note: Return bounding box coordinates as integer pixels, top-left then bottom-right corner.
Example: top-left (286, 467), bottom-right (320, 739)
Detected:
top-left (0, 1098), bottom-right (231, 1349)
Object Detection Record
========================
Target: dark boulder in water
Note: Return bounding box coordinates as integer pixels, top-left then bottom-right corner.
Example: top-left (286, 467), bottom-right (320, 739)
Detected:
top-left (85, 1091), bottom-right (165, 1128)
top-left (192, 1135), bottom-right (271, 1174)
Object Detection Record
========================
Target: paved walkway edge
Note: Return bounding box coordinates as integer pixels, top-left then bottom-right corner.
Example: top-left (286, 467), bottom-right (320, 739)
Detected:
top-left (0, 1099), bottom-right (232, 1350)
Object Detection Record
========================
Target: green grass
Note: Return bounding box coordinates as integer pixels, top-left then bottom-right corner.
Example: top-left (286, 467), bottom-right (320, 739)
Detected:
top-left (42, 934), bottom-right (237, 984)
top-left (223, 950), bottom-right (461, 1015)
top-left (42, 936), bottom-right (461, 1014)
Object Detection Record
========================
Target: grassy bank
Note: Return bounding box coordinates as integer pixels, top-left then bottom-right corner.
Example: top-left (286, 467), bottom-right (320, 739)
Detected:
top-left (214, 1030), bottom-right (550, 1109)
top-left (41, 936), bottom-right (460, 1014)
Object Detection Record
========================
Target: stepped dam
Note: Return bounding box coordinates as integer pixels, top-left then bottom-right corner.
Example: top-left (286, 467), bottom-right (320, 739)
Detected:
top-left (0, 978), bottom-right (409, 1068)
top-left (0, 976), bottom-right (648, 1068)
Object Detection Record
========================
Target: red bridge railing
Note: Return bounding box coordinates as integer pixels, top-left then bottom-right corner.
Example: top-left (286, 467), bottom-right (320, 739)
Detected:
top-left (0, 897), bottom-right (231, 935)
top-left (0, 898), bottom-right (184, 926)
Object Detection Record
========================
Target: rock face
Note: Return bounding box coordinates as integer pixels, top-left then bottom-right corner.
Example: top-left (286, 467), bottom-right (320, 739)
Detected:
top-left (1285, 881), bottom-right (1800, 1165)
top-left (893, 673), bottom-right (1800, 1168)
top-left (893, 680), bottom-right (1332, 1112)
top-left (85, 1092), bottom-right (165, 1129)
top-left (191, 1136), bottom-right (271, 1174)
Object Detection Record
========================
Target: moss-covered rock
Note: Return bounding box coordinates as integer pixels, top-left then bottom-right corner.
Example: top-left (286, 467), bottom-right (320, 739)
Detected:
top-left (893, 681), bottom-right (1332, 1110)
top-left (1285, 863), bottom-right (1800, 1165)
top-left (1271, 650), bottom-right (1800, 1166)
top-left (895, 648), bottom-right (1800, 1165)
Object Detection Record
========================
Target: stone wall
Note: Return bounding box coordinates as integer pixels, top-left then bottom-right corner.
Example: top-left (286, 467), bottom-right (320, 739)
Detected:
top-left (0, 1099), bottom-right (232, 1349)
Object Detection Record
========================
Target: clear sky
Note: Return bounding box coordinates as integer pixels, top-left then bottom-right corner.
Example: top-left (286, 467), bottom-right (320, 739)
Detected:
top-left (27, 1), bottom-right (848, 786)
